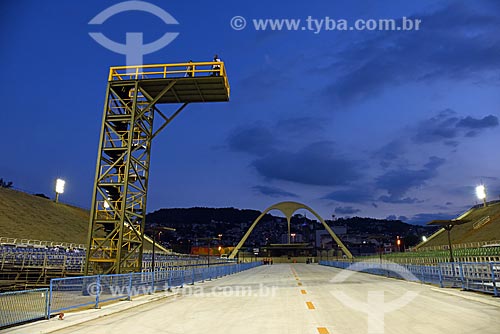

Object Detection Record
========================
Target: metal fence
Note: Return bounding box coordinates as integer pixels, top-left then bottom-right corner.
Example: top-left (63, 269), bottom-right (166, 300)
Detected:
top-left (320, 260), bottom-right (499, 296)
top-left (0, 288), bottom-right (49, 328)
top-left (0, 262), bottom-right (260, 328)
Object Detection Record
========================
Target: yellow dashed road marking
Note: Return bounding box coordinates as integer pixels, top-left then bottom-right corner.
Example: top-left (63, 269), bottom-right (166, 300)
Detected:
top-left (300, 289), bottom-right (307, 294)
top-left (306, 301), bottom-right (315, 310)
top-left (317, 327), bottom-right (329, 334)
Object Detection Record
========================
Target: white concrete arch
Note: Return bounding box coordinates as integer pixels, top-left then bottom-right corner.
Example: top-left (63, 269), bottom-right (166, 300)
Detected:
top-left (229, 201), bottom-right (353, 259)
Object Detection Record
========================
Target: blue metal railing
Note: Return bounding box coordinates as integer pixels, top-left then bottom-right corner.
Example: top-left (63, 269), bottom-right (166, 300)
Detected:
top-left (1, 262), bottom-right (261, 329)
top-left (0, 288), bottom-right (49, 328)
top-left (319, 260), bottom-right (499, 296)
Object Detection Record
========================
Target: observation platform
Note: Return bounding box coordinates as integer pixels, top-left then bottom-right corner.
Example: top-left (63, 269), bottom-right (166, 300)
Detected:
top-left (108, 61), bottom-right (230, 103)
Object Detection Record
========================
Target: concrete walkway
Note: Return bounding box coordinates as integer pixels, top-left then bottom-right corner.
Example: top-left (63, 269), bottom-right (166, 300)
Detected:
top-left (5, 264), bottom-right (500, 334)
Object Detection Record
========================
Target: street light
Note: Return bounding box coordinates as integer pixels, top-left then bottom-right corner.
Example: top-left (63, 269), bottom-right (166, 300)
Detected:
top-left (151, 226), bottom-right (176, 272)
top-left (476, 184), bottom-right (487, 207)
top-left (55, 179), bottom-right (65, 203)
top-left (428, 219), bottom-right (468, 262)
top-left (198, 237), bottom-right (220, 269)
top-left (422, 236), bottom-right (427, 242)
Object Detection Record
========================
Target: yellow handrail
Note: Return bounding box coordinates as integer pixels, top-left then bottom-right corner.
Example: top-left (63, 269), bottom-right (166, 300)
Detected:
top-left (108, 61), bottom-right (230, 98)
top-left (109, 62), bottom-right (223, 80)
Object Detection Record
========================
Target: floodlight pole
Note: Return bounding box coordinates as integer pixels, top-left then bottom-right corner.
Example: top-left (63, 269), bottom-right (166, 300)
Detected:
top-left (54, 179), bottom-right (65, 203)
top-left (445, 226), bottom-right (454, 263)
top-left (476, 185), bottom-right (487, 207)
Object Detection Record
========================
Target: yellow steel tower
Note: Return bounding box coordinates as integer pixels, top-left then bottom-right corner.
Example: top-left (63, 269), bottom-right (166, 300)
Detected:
top-left (85, 62), bottom-right (230, 274)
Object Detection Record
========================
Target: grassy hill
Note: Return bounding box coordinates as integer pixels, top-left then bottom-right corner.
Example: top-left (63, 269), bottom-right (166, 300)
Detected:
top-left (418, 201), bottom-right (500, 249)
top-left (0, 188), bottom-right (159, 250)
top-left (0, 187), bottom-right (89, 245)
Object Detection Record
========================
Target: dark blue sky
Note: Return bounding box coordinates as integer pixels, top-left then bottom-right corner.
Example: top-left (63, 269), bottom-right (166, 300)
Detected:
top-left (1, 0), bottom-right (499, 225)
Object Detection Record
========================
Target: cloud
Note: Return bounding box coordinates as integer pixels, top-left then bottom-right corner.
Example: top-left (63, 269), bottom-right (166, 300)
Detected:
top-left (319, 2), bottom-right (500, 104)
top-left (412, 109), bottom-right (460, 144)
top-left (386, 215), bottom-right (409, 221)
top-left (372, 139), bottom-right (407, 169)
top-left (252, 141), bottom-right (362, 186)
top-left (334, 206), bottom-right (361, 215)
top-left (237, 64), bottom-right (289, 97)
top-left (275, 117), bottom-right (326, 135)
top-left (371, 110), bottom-right (498, 173)
top-left (227, 123), bottom-right (362, 187)
top-left (375, 156), bottom-right (445, 202)
top-left (322, 188), bottom-right (374, 204)
top-left (227, 124), bottom-right (276, 156)
top-left (413, 110), bottom-right (498, 145)
top-left (252, 185), bottom-right (298, 198)
top-left (407, 212), bottom-right (456, 225)
top-left (457, 115), bottom-right (499, 129)
top-left (227, 116), bottom-right (327, 158)
top-left (378, 195), bottom-right (422, 204)
top-left (443, 140), bottom-right (460, 147)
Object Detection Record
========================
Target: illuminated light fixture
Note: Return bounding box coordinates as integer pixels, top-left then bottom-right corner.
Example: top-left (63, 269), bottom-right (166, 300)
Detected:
top-left (55, 179), bottom-right (65, 203)
top-left (475, 185), bottom-right (486, 199)
top-left (475, 184), bottom-right (487, 207)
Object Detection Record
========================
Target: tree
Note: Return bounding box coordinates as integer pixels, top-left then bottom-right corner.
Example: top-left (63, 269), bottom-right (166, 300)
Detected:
top-left (0, 178), bottom-right (13, 188)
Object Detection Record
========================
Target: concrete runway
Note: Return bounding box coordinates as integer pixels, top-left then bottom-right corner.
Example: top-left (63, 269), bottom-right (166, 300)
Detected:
top-left (14, 264), bottom-right (500, 334)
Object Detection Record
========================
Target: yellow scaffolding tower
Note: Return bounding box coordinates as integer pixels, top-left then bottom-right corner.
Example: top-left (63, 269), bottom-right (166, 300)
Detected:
top-left (85, 62), bottom-right (229, 274)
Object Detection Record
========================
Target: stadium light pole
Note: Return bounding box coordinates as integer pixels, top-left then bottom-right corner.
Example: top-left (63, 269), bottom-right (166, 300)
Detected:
top-left (54, 179), bottom-right (65, 203)
top-left (476, 184), bottom-right (487, 207)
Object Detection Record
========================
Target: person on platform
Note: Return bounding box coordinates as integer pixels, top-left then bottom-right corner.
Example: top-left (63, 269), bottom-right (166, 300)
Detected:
top-left (185, 60), bottom-right (194, 77)
top-left (211, 54), bottom-right (221, 76)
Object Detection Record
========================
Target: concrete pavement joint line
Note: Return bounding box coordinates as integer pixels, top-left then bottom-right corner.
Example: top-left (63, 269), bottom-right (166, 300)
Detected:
top-left (306, 301), bottom-right (315, 310)
top-left (317, 327), bottom-right (330, 334)
top-left (430, 287), bottom-right (500, 308)
top-left (324, 264), bottom-right (435, 287)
